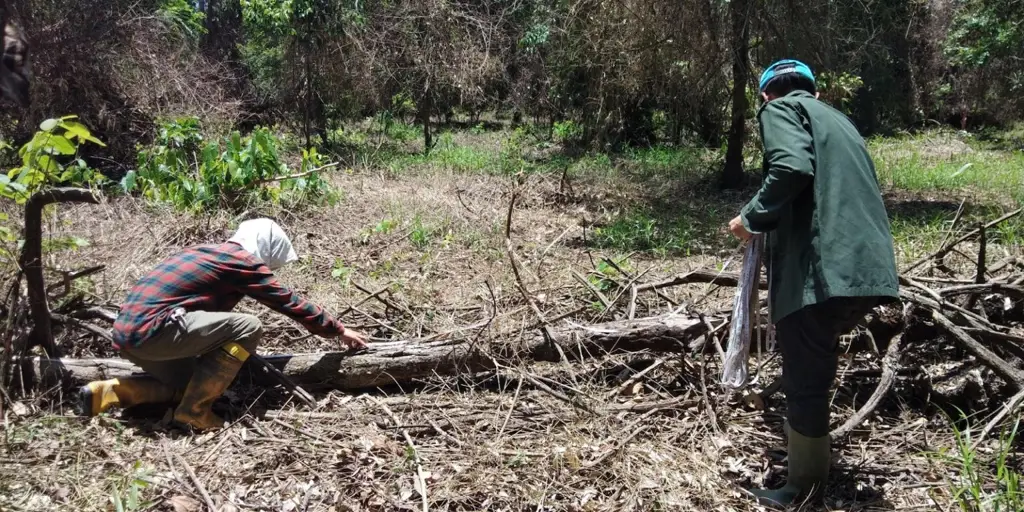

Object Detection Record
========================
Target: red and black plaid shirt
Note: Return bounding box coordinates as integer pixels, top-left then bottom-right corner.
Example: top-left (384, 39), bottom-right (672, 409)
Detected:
top-left (112, 242), bottom-right (344, 349)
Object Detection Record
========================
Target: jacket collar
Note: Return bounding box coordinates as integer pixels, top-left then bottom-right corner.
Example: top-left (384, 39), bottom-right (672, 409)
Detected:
top-left (757, 89), bottom-right (815, 115)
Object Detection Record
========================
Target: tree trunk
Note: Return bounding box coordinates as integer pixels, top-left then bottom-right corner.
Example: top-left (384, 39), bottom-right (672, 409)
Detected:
top-left (21, 188), bottom-right (101, 358)
top-left (721, 0), bottom-right (751, 189)
top-left (420, 79), bottom-right (433, 155)
top-left (27, 315), bottom-right (707, 390)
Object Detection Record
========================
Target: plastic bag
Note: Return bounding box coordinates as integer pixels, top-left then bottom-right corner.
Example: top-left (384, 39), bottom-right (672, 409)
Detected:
top-left (721, 234), bottom-right (764, 389)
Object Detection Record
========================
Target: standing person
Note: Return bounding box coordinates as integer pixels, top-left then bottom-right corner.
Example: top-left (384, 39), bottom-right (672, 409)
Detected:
top-left (727, 59), bottom-right (899, 507)
top-left (77, 218), bottom-right (368, 430)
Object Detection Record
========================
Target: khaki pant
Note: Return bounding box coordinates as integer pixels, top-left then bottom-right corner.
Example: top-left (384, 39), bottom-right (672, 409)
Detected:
top-left (120, 311), bottom-right (262, 388)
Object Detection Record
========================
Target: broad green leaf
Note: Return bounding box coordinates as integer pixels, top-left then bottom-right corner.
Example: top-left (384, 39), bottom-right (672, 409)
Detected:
top-left (34, 155), bottom-right (58, 175)
top-left (48, 135), bottom-right (77, 155)
top-left (60, 121), bottom-right (91, 140)
top-left (121, 171), bottom-right (137, 192)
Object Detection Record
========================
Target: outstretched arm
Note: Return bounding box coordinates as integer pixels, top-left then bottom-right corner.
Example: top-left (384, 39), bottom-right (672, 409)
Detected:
top-left (233, 260), bottom-right (367, 349)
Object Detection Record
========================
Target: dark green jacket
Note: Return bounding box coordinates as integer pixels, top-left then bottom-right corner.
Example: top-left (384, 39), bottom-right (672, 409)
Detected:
top-left (740, 90), bottom-right (898, 323)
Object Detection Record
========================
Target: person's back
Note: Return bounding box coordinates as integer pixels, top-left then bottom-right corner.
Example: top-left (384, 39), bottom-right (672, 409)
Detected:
top-left (728, 59), bottom-right (899, 508)
top-left (756, 89), bottom-right (898, 322)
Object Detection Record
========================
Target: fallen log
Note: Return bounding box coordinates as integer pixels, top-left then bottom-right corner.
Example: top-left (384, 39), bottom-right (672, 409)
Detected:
top-left (26, 314), bottom-right (708, 390)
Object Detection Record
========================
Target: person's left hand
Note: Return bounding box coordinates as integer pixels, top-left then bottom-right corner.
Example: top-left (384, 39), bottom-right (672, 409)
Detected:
top-left (728, 215), bottom-right (752, 241)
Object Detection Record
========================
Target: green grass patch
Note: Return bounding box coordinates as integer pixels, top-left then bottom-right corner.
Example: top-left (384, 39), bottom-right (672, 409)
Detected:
top-left (870, 133), bottom-right (1024, 200)
top-left (590, 210), bottom-right (695, 256)
top-left (887, 200), bottom-right (1024, 263)
top-left (936, 413), bottom-right (1024, 511)
top-left (620, 146), bottom-right (710, 178)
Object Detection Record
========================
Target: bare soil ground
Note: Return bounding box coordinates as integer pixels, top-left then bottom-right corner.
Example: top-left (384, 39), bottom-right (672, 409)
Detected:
top-left (1, 138), bottom-right (1019, 511)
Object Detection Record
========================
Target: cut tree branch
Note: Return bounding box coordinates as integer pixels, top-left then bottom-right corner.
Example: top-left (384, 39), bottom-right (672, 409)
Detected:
top-left (931, 310), bottom-right (1024, 389)
top-left (831, 334), bottom-right (903, 439)
top-left (904, 208), bottom-right (1022, 273)
top-left (636, 270), bottom-right (767, 292)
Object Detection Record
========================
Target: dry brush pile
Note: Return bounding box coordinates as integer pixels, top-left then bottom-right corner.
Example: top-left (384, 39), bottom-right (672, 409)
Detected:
top-left (2, 180), bottom-right (1024, 510)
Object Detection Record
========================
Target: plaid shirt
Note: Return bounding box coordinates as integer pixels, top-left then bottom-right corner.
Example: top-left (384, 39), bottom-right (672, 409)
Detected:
top-left (113, 242), bottom-right (344, 349)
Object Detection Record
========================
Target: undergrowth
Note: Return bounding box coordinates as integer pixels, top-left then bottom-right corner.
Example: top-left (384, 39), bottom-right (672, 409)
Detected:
top-left (940, 415), bottom-right (1024, 512)
top-left (123, 117), bottom-right (338, 212)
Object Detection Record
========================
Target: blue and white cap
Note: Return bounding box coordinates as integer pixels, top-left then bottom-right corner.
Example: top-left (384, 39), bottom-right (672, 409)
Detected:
top-left (759, 59), bottom-right (815, 92)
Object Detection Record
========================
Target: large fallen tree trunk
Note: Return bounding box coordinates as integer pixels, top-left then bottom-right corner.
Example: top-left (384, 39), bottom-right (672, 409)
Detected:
top-left (27, 314), bottom-right (708, 390)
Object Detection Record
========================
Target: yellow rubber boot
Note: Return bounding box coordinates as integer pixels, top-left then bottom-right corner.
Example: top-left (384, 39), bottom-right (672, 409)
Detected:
top-left (172, 342), bottom-right (249, 431)
top-left (76, 376), bottom-right (182, 417)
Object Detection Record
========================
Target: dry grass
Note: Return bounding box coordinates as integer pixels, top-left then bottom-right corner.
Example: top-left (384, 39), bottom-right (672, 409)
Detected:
top-left (2, 132), bottom-right (1022, 511)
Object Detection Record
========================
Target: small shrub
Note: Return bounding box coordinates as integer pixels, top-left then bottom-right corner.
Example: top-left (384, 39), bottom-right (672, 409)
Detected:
top-left (359, 218), bottom-right (399, 244)
top-left (159, 0), bottom-right (207, 41)
top-left (409, 216), bottom-right (432, 249)
top-left (123, 118), bottom-right (337, 211)
top-left (2, 115), bottom-right (107, 205)
top-left (500, 127), bottom-right (530, 174)
top-left (0, 115), bottom-right (106, 248)
top-left (552, 120), bottom-right (584, 146)
top-left (331, 258), bottom-right (353, 285)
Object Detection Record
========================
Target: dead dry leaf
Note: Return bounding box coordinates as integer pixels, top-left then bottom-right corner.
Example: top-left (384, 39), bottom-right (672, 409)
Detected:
top-left (167, 495), bottom-right (201, 512)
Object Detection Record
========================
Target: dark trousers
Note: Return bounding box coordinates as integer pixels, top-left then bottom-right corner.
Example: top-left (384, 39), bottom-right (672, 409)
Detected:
top-left (776, 297), bottom-right (878, 438)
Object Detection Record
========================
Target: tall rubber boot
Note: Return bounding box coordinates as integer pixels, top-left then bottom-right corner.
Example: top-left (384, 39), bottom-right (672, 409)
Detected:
top-left (76, 376), bottom-right (182, 417)
top-left (172, 342), bottom-right (248, 431)
top-left (749, 423), bottom-right (831, 508)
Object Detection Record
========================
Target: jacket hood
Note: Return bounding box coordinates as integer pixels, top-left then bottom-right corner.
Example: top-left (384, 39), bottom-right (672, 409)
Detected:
top-left (228, 218), bottom-right (299, 270)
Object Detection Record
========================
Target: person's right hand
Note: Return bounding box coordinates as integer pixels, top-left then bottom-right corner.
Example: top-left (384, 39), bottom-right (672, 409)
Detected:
top-left (337, 327), bottom-right (369, 350)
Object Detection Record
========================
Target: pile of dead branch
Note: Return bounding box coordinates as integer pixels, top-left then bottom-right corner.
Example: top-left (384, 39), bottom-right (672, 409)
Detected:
top-left (5, 188), bottom-right (1024, 452)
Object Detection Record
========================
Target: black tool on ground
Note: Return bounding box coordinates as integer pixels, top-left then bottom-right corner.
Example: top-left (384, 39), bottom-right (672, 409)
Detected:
top-left (248, 353), bottom-right (317, 407)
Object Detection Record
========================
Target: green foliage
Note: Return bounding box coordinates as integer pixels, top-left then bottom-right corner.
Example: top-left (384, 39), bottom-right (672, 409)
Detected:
top-left (2, 116), bottom-right (107, 205)
top-left (939, 413), bottom-right (1023, 512)
top-left (386, 121), bottom-right (422, 144)
top-left (409, 216), bottom-right (432, 249)
top-left (359, 218), bottom-right (398, 244)
top-left (500, 127), bottom-right (531, 174)
top-left (869, 133), bottom-right (1024, 200)
top-left (589, 256), bottom-right (633, 293)
top-left (552, 120), bottom-right (583, 146)
top-left (519, 23), bottom-right (551, 52)
top-left (159, 0), bottom-right (206, 41)
top-left (592, 211), bottom-right (692, 256)
top-left (331, 258), bottom-right (353, 284)
top-left (817, 71), bottom-right (864, 114)
top-left (946, 0), bottom-right (1023, 68)
top-left (107, 461), bottom-right (155, 512)
top-left (123, 118), bottom-right (337, 211)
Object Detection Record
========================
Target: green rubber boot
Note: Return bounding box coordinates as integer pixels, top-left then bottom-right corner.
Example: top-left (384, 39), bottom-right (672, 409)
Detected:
top-left (750, 423), bottom-right (831, 508)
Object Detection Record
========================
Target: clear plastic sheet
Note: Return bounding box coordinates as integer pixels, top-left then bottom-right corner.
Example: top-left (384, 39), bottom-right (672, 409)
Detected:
top-left (721, 234), bottom-right (764, 389)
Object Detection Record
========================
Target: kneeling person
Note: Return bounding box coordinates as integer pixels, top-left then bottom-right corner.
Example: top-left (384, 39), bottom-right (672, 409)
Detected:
top-left (78, 218), bottom-right (368, 430)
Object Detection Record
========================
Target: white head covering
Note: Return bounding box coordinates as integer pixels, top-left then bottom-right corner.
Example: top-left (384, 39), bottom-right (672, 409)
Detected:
top-left (228, 218), bottom-right (299, 270)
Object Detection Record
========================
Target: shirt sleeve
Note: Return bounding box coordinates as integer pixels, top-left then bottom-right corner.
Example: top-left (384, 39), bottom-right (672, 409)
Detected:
top-left (740, 101), bottom-right (815, 233)
top-left (228, 255), bottom-right (345, 337)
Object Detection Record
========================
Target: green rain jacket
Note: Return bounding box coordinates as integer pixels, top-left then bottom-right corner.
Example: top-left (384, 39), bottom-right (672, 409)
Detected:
top-left (740, 90), bottom-right (899, 323)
